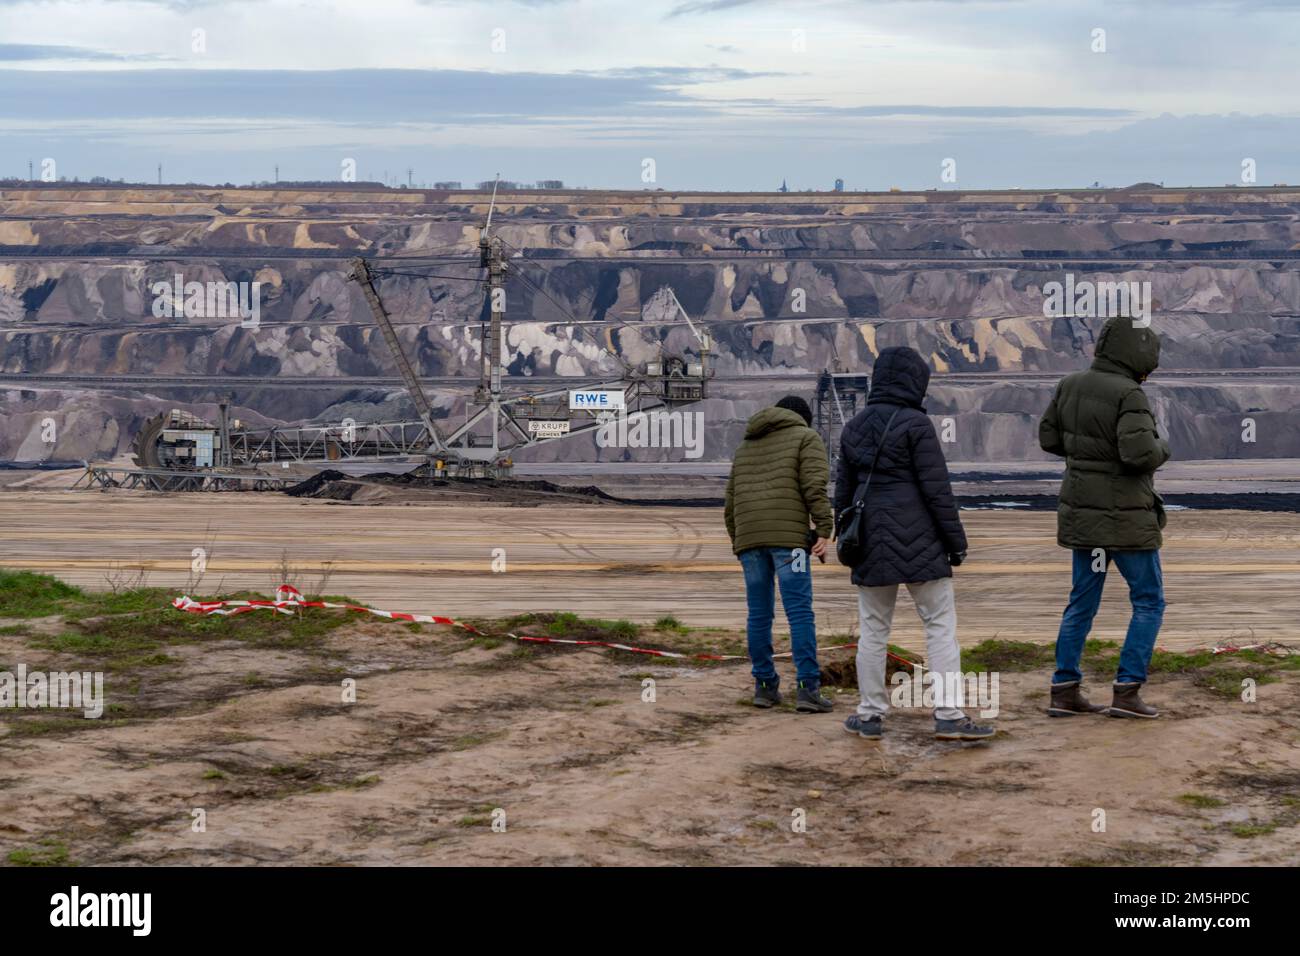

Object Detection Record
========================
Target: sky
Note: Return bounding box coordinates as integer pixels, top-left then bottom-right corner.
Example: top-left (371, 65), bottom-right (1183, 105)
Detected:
top-left (1, 0), bottom-right (1299, 189)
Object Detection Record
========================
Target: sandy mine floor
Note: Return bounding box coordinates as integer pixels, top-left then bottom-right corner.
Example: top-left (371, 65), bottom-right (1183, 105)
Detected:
top-left (0, 487), bottom-right (1295, 647)
top-left (0, 487), bottom-right (1297, 865)
top-left (0, 615), bottom-right (1297, 866)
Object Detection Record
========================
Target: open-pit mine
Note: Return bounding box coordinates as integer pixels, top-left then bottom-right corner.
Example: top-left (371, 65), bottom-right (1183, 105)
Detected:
top-left (1, 184), bottom-right (1297, 868)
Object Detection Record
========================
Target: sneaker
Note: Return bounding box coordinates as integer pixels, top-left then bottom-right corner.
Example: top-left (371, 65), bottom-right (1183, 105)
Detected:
top-left (934, 716), bottom-right (995, 741)
top-left (795, 681), bottom-right (833, 713)
top-left (752, 679), bottom-right (782, 709)
top-left (843, 714), bottom-right (883, 739)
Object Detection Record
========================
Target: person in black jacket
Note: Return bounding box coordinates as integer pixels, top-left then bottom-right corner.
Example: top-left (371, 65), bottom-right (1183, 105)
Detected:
top-left (834, 347), bottom-right (993, 742)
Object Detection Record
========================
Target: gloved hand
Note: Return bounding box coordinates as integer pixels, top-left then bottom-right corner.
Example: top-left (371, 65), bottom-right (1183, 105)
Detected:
top-left (948, 551), bottom-right (967, 567)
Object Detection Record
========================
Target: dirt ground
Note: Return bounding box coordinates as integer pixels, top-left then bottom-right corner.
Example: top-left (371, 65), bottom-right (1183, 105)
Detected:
top-left (0, 485), bottom-right (1297, 866)
top-left (1, 608), bottom-right (1297, 866)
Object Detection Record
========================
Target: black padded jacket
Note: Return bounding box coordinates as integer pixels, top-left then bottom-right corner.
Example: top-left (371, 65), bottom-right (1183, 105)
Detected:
top-left (834, 347), bottom-right (968, 587)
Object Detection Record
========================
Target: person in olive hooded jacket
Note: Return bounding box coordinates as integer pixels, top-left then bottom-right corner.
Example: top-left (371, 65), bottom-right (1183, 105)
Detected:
top-left (1039, 314), bottom-right (1171, 719)
top-left (725, 396), bottom-right (835, 714)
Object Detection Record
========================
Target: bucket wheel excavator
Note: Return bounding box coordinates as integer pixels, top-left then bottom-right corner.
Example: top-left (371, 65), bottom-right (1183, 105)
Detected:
top-left (87, 181), bottom-right (713, 490)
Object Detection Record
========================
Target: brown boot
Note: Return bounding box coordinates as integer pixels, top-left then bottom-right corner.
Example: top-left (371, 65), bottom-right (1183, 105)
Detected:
top-left (1048, 680), bottom-right (1107, 717)
top-left (1109, 682), bottom-right (1159, 719)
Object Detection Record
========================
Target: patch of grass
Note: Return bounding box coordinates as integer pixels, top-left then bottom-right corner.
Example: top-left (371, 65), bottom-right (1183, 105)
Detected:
top-left (540, 611), bottom-right (580, 634)
top-left (27, 592), bottom-right (358, 670)
top-left (7, 839), bottom-right (71, 867)
top-left (451, 730), bottom-right (506, 751)
top-left (961, 639), bottom-right (1054, 673)
top-left (484, 612), bottom-right (743, 666)
top-left (1179, 793), bottom-right (1228, 809)
top-left (1230, 822), bottom-right (1277, 838)
top-left (2, 571), bottom-right (370, 668)
top-left (309, 773), bottom-right (380, 794)
top-left (202, 769), bottom-right (227, 780)
top-left (1148, 649), bottom-right (1220, 674)
top-left (2, 716), bottom-right (121, 737)
top-left (1063, 841), bottom-right (1192, 868)
top-left (1195, 669), bottom-right (1277, 698)
top-left (118, 652), bottom-right (179, 668)
top-left (654, 615), bottom-right (688, 633)
top-left (1078, 639), bottom-right (1121, 668)
top-left (211, 731), bottom-right (260, 745)
top-left (456, 815), bottom-right (491, 828)
top-left (0, 568), bottom-right (83, 618)
top-left (36, 630), bottom-right (158, 656)
top-left (64, 588), bottom-right (173, 621)
top-left (499, 610), bottom-right (639, 643)
top-left (0, 624), bottom-right (32, 636)
top-left (1082, 644), bottom-right (1299, 698)
top-left (595, 618), bottom-right (639, 640)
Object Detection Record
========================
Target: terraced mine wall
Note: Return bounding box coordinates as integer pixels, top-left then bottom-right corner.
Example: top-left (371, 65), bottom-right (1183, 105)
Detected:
top-left (1, 185), bottom-right (1297, 462)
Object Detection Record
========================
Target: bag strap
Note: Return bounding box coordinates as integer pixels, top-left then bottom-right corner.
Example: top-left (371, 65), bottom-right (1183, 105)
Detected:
top-left (850, 407), bottom-right (902, 509)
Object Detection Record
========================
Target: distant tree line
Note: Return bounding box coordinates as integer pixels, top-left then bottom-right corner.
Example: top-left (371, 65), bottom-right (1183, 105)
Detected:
top-left (0, 178), bottom-right (569, 190)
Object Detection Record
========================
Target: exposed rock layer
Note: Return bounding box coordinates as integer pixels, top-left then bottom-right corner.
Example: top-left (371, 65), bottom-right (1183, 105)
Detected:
top-left (1, 185), bottom-right (1296, 462)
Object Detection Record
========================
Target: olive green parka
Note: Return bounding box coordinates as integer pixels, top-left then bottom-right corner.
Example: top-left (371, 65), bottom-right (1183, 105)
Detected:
top-left (1039, 316), bottom-right (1171, 550)
top-left (725, 407), bottom-right (833, 554)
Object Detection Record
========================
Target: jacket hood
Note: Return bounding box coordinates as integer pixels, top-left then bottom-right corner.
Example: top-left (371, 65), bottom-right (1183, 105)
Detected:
top-left (744, 405), bottom-right (808, 439)
top-left (1092, 315), bottom-right (1161, 381)
top-left (867, 346), bottom-right (930, 410)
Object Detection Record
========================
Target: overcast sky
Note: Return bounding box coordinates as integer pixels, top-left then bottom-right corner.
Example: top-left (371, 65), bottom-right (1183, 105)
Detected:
top-left (1, 0), bottom-right (1298, 188)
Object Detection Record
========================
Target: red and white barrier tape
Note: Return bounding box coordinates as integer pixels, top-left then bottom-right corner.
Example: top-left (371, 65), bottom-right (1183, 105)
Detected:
top-left (1211, 641), bottom-right (1295, 657)
top-left (171, 584), bottom-right (920, 667)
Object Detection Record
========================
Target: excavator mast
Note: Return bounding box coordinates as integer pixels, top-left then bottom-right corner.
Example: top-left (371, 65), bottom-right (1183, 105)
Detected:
top-left (348, 257), bottom-right (446, 457)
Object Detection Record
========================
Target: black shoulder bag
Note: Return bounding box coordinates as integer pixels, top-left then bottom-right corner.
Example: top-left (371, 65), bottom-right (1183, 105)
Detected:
top-left (835, 407), bottom-right (901, 568)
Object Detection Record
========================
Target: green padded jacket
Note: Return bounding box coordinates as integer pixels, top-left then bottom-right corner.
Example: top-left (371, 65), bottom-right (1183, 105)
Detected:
top-left (724, 407), bottom-right (833, 554)
top-left (1039, 315), bottom-right (1172, 550)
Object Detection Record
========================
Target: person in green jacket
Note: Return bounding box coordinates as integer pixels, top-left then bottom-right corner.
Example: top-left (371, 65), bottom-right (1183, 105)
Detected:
top-left (1039, 314), bottom-right (1171, 720)
top-left (725, 396), bottom-right (835, 714)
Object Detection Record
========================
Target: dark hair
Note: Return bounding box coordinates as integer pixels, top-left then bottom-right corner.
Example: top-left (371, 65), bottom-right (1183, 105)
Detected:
top-left (775, 395), bottom-right (813, 426)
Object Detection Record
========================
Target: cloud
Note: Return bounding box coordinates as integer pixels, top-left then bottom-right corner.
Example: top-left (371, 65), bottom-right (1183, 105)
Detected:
top-left (0, 66), bottom-right (779, 123)
top-left (0, 43), bottom-right (166, 62)
top-left (828, 104), bottom-right (1134, 118)
top-left (0, 66), bottom-right (1136, 128)
top-left (666, 0), bottom-right (763, 16)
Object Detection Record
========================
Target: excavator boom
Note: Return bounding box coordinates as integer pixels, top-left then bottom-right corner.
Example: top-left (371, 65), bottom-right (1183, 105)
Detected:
top-left (348, 257), bottom-right (446, 455)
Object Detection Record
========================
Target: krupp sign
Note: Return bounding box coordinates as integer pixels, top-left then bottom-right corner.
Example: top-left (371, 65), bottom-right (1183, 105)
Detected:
top-left (527, 420), bottom-right (571, 438)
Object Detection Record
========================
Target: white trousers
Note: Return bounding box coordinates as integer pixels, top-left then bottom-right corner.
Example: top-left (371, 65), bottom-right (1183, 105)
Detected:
top-left (856, 577), bottom-right (965, 721)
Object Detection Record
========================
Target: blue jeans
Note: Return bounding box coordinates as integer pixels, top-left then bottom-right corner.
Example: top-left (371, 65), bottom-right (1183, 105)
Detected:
top-left (738, 546), bottom-right (820, 686)
top-left (1054, 548), bottom-right (1165, 685)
